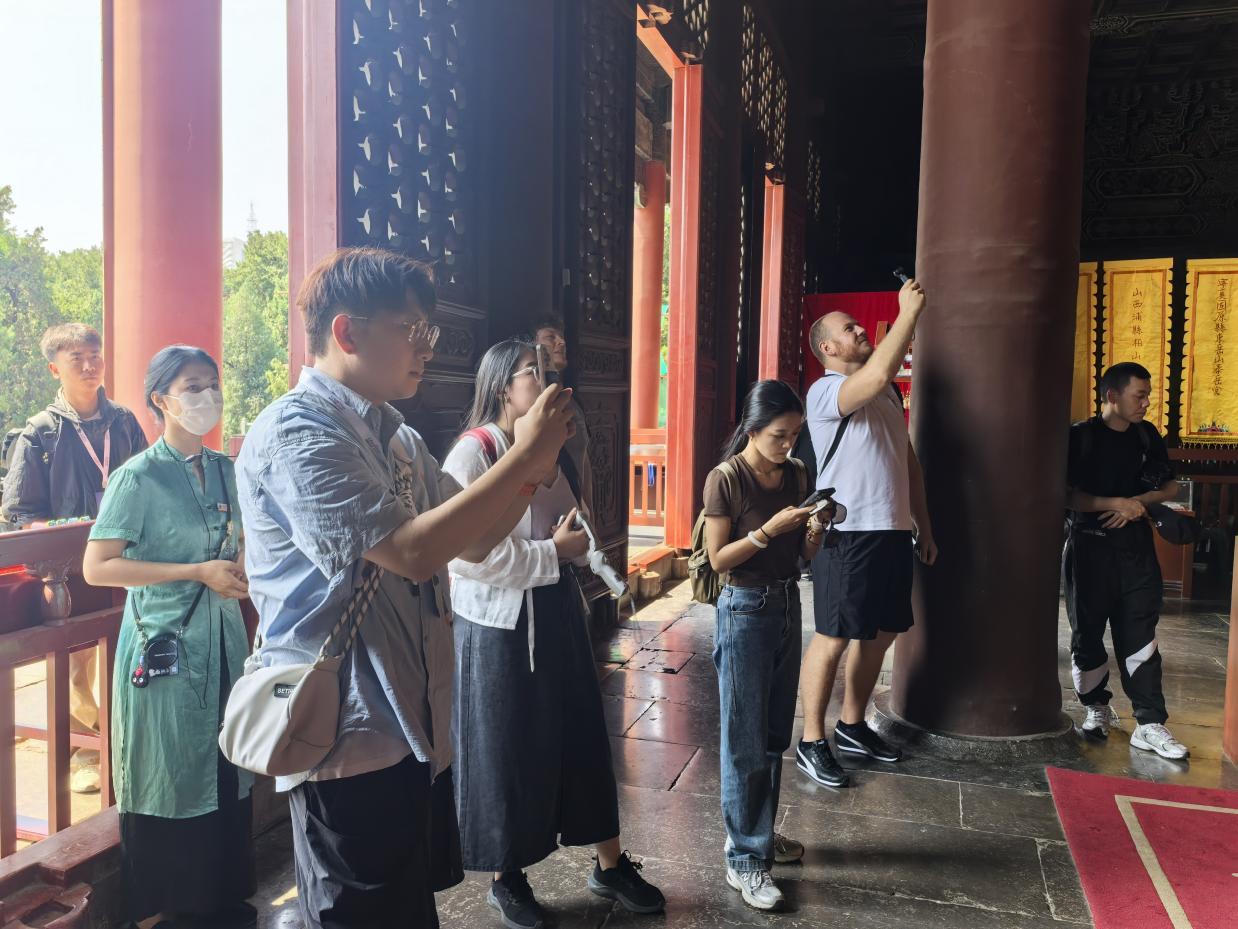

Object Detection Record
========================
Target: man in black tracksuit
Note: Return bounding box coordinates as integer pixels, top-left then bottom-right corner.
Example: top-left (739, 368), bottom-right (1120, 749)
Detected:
top-left (2, 323), bottom-right (148, 793)
top-left (1064, 362), bottom-right (1186, 760)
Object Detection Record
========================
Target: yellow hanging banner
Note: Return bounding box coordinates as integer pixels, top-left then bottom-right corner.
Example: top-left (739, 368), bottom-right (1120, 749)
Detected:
top-left (1072, 263), bottom-right (1098, 422)
top-left (1102, 257), bottom-right (1174, 434)
top-left (1181, 258), bottom-right (1238, 445)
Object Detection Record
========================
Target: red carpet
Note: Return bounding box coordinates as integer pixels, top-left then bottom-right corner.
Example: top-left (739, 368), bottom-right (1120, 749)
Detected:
top-left (1046, 767), bottom-right (1238, 929)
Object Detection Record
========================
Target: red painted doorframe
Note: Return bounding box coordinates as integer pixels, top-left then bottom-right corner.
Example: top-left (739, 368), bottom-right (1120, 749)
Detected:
top-left (665, 62), bottom-right (704, 549)
top-left (757, 178), bottom-right (785, 381)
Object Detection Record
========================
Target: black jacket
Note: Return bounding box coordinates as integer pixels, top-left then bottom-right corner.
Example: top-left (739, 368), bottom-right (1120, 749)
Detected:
top-left (1, 388), bottom-right (148, 525)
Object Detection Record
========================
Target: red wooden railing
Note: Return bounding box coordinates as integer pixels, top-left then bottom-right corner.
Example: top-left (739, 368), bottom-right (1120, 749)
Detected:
top-left (0, 523), bottom-right (120, 858)
top-left (630, 428), bottom-right (668, 528)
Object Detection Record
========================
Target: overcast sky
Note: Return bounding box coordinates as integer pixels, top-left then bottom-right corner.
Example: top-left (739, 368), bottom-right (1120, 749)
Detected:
top-left (0, 0), bottom-right (288, 252)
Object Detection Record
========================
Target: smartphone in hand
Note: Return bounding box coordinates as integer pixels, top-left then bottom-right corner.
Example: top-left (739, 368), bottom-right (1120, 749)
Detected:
top-left (535, 343), bottom-right (559, 387)
top-left (799, 488), bottom-right (835, 509)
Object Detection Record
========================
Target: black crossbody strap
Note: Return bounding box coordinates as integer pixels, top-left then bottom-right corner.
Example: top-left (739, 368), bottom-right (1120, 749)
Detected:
top-left (817, 414), bottom-right (853, 481)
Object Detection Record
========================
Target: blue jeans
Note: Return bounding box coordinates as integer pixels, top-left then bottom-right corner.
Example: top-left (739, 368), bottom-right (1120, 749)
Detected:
top-left (713, 580), bottom-right (802, 871)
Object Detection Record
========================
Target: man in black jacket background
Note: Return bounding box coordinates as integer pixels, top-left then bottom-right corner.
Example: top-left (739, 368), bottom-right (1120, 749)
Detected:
top-left (2, 323), bottom-right (148, 793)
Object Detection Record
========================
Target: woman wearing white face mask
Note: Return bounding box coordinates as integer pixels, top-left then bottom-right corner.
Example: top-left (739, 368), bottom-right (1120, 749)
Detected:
top-left (83, 345), bottom-right (256, 929)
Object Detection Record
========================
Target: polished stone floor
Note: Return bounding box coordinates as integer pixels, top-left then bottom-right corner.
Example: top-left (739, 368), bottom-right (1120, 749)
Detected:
top-left (250, 582), bottom-right (1235, 928)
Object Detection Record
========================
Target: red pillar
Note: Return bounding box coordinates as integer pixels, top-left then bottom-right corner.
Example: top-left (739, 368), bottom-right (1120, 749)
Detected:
top-left (631, 160), bottom-right (666, 431)
top-left (107, 0), bottom-right (223, 447)
top-left (890, 0), bottom-right (1089, 736)
top-left (287, 0), bottom-right (340, 378)
top-left (665, 64), bottom-right (705, 549)
top-left (757, 179), bottom-right (785, 381)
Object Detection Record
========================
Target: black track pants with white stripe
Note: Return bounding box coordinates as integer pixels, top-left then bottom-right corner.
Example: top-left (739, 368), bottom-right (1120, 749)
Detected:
top-left (1063, 530), bottom-right (1168, 725)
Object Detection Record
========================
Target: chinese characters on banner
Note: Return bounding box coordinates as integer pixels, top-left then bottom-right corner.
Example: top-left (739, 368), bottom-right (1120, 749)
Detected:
top-left (1102, 257), bottom-right (1174, 434)
top-left (1181, 258), bottom-right (1238, 444)
top-left (1072, 263), bottom-right (1098, 422)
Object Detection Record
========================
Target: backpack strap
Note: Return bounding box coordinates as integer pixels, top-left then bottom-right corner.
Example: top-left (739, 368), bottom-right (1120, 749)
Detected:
top-left (461, 427), bottom-right (500, 467)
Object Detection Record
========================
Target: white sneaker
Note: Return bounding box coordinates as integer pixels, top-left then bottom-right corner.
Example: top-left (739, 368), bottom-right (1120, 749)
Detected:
top-left (1130, 723), bottom-right (1189, 760)
top-left (69, 764), bottom-right (101, 795)
top-left (726, 867), bottom-right (784, 911)
top-left (1081, 705), bottom-right (1116, 738)
top-left (773, 832), bottom-right (804, 863)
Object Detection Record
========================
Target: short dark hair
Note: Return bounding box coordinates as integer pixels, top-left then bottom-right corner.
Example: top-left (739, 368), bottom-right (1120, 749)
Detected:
top-left (41, 323), bottom-right (101, 362)
top-left (530, 315), bottom-right (565, 337)
top-left (297, 247), bottom-right (437, 356)
top-left (1099, 362), bottom-right (1152, 402)
top-left (144, 345), bottom-right (219, 424)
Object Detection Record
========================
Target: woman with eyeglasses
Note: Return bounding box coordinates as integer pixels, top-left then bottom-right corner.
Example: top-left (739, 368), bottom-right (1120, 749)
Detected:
top-left (701, 379), bottom-right (831, 913)
top-left (442, 340), bottom-right (665, 929)
top-left (83, 345), bottom-right (256, 929)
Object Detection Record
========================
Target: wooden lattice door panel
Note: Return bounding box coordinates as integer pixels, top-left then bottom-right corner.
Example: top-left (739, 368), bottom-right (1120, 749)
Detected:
top-left (559, 0), bottom-right (637, 592)
top-left (336, 0), bottom-right (484, 455)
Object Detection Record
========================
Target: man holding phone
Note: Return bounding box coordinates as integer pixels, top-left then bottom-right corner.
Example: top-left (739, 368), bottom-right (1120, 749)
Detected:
top-left (796, 277), bottom-right (935, 788)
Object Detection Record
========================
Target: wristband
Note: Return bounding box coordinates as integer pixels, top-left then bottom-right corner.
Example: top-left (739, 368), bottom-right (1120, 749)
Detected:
top-left (747, 531), bottom-right (769, 549)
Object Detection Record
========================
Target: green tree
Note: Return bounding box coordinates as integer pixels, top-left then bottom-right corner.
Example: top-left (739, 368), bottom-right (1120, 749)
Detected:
top-left (221, 230), bottom-right (289, 437)
top-left (45, 246), bottom-right (104, 329)
top-left (0, 186), bottom-right (61, 437)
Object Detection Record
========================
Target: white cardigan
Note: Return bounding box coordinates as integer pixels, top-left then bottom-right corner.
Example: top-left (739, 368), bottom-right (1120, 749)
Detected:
top-left (442, 424), bottom-right (580, 668)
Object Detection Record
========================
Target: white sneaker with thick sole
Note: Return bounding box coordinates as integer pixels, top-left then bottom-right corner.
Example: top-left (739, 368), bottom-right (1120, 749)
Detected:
top-left (1081, 705), bottom-right (1116, 738)
top-left (726, 867), bottom-right (784, 911)
top-left (1130, 723), bottom-right (1188, 760)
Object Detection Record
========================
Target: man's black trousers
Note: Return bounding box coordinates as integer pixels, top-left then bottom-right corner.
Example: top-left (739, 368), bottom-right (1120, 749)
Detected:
top-left (1062, 528), bottom-right (1168, 725)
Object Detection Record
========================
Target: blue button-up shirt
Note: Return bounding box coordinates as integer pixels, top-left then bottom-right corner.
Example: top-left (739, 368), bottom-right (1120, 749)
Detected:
top-left (235, 367), bottom-right (460, 789)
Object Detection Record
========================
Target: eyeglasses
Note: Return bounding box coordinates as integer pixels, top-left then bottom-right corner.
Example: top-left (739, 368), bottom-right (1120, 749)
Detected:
top-left (346, 315), bottom-right (440, 350)
top-left (510, 364), bottom-right (539, 381)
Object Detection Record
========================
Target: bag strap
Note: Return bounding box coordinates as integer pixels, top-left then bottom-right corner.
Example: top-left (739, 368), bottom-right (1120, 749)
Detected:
top-left (817, 414), bottom-right (853, 481)
top-left (318, 561), bottom-right (385, 661)
top-left (462, 427), bottom-right (500, 466)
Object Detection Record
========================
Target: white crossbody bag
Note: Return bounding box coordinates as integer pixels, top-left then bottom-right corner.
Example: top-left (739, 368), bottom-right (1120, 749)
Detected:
top-left (218, 563), bottom-right (384, 776)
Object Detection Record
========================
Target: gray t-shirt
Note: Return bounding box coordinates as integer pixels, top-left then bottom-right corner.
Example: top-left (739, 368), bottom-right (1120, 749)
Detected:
top-left (806, 372), bottom-right (911, 532)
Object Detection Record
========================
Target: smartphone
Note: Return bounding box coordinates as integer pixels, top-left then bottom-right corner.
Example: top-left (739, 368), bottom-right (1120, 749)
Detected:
top-left (535, 343), bottom-right (559, 387)
top-left (893, 267), bottom-right (911, 285)
top-left (799, 488), bottom-right (834, 509)
top-left (810, 499), bottom-right (834, 517)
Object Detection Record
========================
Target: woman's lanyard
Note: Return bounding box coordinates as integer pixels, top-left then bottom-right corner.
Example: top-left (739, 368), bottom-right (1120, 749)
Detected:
top-left (71, 421), bottom-right (111, 489)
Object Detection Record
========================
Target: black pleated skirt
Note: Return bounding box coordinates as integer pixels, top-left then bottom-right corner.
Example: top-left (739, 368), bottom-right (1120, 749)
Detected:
top-left (453, 574), bottom-right (620, 872)
top-left (119, 618), bottom-right (256, 921)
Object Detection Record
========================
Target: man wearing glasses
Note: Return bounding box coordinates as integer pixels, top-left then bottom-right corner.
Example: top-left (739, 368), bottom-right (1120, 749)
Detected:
top-left (237, 248), bottom-right (574, 928)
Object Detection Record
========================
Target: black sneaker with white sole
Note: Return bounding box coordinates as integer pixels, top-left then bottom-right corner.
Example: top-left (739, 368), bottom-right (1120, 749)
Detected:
top-left (488, 871), bottom-right (545, 929)
top-left (587, 852), bottom-right (666, 914)
top-left (796, 738), bottom-right (850, 787)
top-left (834, 722), bottom-right (902, 762)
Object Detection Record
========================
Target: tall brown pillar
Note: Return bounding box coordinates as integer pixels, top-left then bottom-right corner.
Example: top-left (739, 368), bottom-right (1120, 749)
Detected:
top-left (631, 160), bottom-right (667, 431)
top-left (108, 0), bottom-right (223, 446)
top-left (890, 0), bottom-right (1090, 737)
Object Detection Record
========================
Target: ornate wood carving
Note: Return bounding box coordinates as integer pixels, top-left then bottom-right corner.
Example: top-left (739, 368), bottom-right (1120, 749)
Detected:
top-left (1083, 79), bottom-right (1238, 251)
top-left (338, 0), bottom-right (476, 305)
top-left (739, 4), bottom-right (788, 170)
top-left (562, 0), bottom-right (636, 578)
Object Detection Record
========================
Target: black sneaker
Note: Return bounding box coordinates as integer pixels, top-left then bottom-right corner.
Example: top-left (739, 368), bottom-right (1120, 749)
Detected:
top-left (796, 739), bottom-right (850, 787)
top-left (487, 872), bottom-right (545, 929)
top-left (587, 852), bottom-right (666, 913)
top-left (834, 722), bottom-right (902, 762)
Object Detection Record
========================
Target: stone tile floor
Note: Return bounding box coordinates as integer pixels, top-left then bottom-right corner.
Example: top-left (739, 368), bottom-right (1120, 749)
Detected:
top-left (251, 581), bottom-right (1235, 928)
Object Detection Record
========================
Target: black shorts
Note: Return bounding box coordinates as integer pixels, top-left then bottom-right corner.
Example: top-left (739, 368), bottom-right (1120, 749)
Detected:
top-left (811, 530), bottom-right (914, 640)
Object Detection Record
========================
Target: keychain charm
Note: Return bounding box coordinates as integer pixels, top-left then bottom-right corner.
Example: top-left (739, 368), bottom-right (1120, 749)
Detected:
top-left (131, 659), bottom-right (148, 688)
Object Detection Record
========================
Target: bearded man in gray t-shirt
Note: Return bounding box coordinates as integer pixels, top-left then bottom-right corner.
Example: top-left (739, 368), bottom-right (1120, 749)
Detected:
top-left (796, 278), bottom-right (938, 789)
